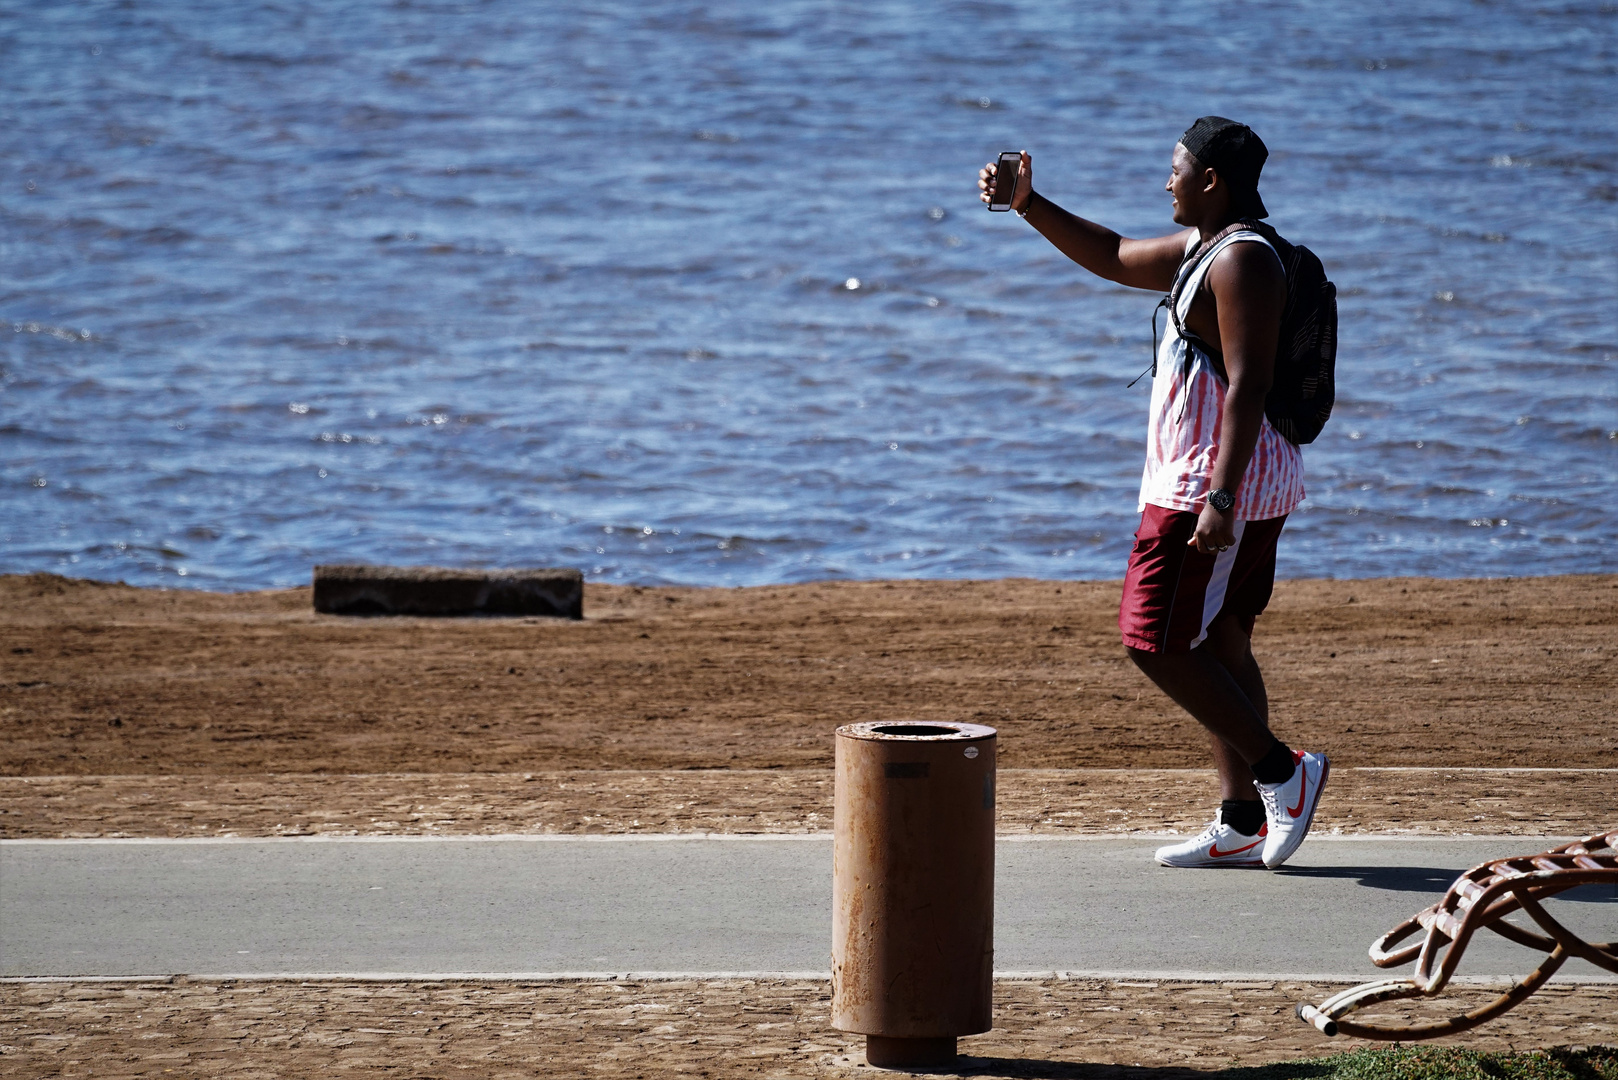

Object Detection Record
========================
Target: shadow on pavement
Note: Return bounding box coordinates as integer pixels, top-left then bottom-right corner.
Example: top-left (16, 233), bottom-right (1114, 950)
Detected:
top-left (1277, 867), bottom-right (1618, 903)
top-left (1556, 882), bottom-right (1618, 904)
top-left (1271, 864), bottom-right (1460, 892)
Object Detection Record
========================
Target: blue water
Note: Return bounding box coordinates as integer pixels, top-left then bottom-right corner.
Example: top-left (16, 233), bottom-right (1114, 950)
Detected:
top-left (3, 1), bottom-right (1615, 589)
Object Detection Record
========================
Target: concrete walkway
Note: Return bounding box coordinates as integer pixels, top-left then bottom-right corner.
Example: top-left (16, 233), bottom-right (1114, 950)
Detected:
top-left (3, 836), bottom-right (1613, 980)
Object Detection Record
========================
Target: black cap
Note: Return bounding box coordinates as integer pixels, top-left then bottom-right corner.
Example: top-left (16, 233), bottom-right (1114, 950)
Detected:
top-left (1179, 116), bottom-right (1269, 218)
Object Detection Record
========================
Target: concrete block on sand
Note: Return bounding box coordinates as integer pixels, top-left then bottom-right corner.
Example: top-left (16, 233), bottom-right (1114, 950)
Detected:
top-left (312, 565), bottom-right (583, 618)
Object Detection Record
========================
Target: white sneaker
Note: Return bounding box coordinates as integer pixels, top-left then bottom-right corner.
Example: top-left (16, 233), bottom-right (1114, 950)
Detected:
top-left (1154, 818), bottom-right (1268, 868)
top-left (1255, 750), bottom-right (1330, 869)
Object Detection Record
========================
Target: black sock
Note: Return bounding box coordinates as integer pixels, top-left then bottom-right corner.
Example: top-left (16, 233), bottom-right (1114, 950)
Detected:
top-left (1219, 798), bottom-right (1265, 836)
top-left (1250, 738), bottom-right (1297, 786)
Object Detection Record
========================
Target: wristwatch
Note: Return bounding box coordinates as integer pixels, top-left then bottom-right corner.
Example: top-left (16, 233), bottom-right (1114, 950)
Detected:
top-left (1208, 488), bottom-right (1235, 513)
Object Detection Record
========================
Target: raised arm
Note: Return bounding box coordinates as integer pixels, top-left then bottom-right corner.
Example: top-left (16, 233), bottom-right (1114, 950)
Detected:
top-left (978, 152), bottom-right (1192, 292)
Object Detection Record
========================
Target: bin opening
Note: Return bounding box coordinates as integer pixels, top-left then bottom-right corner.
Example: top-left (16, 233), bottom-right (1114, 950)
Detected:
top-left (869, 724), bottom-right (960, 737)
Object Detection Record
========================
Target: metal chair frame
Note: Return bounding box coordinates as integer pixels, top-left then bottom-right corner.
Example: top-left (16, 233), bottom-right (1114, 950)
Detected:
top-left (1297, 830), bottom-right (1617, 1040)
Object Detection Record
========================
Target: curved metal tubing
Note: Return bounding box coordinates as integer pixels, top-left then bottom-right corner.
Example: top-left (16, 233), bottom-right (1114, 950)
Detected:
top-left (1297, 830), bottom-right (1617, 1040)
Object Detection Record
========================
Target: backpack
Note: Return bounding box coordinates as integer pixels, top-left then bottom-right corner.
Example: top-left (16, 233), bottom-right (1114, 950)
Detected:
top-left (1158, 220), bottom-right (1337, 445)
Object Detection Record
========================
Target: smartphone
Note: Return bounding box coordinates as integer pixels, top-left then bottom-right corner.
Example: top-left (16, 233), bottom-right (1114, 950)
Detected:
top-left (988, 151), bottom-right (1023, 211)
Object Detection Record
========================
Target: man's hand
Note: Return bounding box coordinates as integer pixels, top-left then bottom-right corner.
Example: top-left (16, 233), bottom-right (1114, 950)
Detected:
top-left (978, 151), bottom-right (1032, 212)
top-left (1189, 500), bottom-right (1236, 554)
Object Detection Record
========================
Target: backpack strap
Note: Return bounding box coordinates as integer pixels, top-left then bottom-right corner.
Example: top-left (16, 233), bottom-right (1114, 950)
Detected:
top-left (1165, 220), bottom-right (1279, 382)
top-left (1135, 232), bottom-right (1207, 386)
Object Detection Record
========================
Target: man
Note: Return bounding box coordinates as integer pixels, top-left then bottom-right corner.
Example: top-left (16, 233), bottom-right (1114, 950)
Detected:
top-left (978, 117), bottom-right (1327, 870)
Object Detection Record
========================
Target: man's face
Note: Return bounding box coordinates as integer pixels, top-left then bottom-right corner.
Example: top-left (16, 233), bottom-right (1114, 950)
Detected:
top-left (1167, 143), bottom-right (1212, 226)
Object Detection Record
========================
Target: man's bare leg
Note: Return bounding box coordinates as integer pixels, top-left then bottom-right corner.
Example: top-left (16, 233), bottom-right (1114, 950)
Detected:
top-left (1198, 616), bottom-right (1268, 800)
top-left (1125, 612), bottom-right (1292, 800)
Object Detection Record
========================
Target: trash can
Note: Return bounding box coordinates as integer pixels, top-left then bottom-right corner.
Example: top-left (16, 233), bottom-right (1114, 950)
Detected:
top-left (831, 720), bottom-right (997, 1068)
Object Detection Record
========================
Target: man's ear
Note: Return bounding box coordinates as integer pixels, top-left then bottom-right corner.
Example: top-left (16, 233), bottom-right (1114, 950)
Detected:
top-left (1202, 168), bottom-right (1219, 196)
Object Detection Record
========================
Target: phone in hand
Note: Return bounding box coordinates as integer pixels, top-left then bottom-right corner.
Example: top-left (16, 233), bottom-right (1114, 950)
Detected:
top-left (987, 151), bottom-right (1023, 211)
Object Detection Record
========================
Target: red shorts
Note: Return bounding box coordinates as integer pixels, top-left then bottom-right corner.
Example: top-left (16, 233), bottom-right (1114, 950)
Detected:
top-left (1118, 504), bottom-right (1287, 653)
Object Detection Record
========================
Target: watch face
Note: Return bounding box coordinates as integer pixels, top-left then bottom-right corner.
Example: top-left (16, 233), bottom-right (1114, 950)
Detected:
top-left (1209, 489), bottom-right (1234, 512)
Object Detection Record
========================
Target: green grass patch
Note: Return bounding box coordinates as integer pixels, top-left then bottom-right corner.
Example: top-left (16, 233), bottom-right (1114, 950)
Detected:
top-left (1224, 1045), bottom-right (1618, 1080)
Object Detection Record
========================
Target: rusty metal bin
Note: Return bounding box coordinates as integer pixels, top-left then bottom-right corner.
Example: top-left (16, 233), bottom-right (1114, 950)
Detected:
top-left (831, 720), bottom-right (997, 1068)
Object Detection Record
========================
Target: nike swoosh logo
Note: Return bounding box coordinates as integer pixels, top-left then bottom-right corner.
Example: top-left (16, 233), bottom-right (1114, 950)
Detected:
top-left (1288, 756), bottom-right (1308, 818)
top-left (1209, 836), bottom-right (1265, 858)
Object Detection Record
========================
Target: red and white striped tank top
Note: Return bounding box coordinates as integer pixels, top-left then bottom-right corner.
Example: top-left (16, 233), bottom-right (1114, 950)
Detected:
top-left (1138, 230), bottom-right (1305, 522)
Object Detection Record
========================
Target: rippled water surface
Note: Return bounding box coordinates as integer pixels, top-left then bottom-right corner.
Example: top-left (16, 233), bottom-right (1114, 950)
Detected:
top-left (4, 1), bottom-right (1615, 589)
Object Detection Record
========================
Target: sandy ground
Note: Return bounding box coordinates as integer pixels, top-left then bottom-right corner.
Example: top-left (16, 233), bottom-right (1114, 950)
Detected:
top-left (3, 977), bottom-right (1614, 1078)
top-left (4, 572), bottom-right (1614, 1075)
top-left (2, 573), bottom-right (1615, 779)
top-left (3, 768), bottom-right (1613, 839)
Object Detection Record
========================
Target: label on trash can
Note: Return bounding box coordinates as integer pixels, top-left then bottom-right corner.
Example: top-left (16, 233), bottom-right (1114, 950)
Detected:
top-left (963, 746), bottom-right (979, 759)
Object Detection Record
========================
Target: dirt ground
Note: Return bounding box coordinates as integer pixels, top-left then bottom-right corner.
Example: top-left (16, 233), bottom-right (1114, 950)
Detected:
top-left (3, 571), bottom-right (1613, 838)
top-left (3, 573), bottom-right (1615, 779)
top-left (3, 768), bottom-right (1613, 839)
top-left (3, 977), bottom-right (1614, 1079)
top-left (4, 573), bottom-right (1614, 1076)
